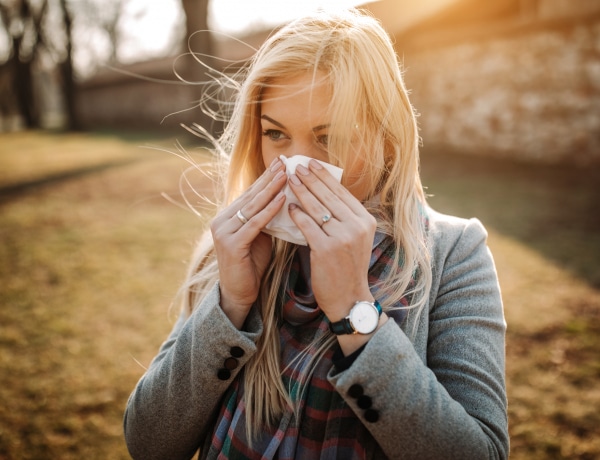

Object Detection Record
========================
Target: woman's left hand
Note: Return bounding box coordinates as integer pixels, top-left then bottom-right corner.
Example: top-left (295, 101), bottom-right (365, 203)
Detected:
top-left (287, 159), bottom-right (378, 325)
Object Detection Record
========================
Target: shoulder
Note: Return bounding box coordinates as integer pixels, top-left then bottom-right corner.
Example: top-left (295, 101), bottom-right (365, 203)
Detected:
top-left (426, 206), bottom-right (487, 244)
top-left (425, 206), bottom-right (489, 261)
top-left (424, 207), bottom-right (498, 297)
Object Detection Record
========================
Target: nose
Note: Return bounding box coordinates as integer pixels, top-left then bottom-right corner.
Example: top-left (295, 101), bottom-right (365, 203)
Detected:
top-left (290, 139), bottom-right (327, 161)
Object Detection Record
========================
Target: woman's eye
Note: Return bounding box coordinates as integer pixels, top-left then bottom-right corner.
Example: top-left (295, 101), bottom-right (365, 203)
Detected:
top-left (316, 134), bottom-right (329, 147)
top-left (262, 129), bottom-right (287, 141)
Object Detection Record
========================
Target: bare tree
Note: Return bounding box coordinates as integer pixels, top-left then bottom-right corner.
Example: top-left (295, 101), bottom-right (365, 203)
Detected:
top-left (101, 0), bottom-right (123, 64)
top-left (182, 0), bottom-right (212, 58)
top-left (0, 0), bottom-right (127, 131)
top-left (1, 0), bottom-right (209, 132)
top-left (0, 0), bottom-right (48, 128)
top-left (181, 0), bottom-right (213, 79)
top-left (58, 0), bottom-right (78, 130)
top-left (75, 0), bottom-right (124, 68)
top-left (180, 0), bottom-right (221, 134)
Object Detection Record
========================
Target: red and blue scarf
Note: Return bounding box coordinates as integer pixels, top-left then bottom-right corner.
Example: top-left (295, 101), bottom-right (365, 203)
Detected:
top-left (202, 231), bottom-right (411, 459)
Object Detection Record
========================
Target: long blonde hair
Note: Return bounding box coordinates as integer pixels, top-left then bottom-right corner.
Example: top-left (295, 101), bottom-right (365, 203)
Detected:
top-left (180, 8), bottom-right (431, 438)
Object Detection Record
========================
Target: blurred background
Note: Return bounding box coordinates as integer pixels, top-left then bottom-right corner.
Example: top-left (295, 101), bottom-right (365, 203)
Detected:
top-left (0, 0), bottom-right (599, 458)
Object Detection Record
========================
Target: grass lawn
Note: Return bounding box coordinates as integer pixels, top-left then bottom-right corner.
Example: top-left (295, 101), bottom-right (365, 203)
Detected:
top-left (0, 131), bottom-right (599, 459)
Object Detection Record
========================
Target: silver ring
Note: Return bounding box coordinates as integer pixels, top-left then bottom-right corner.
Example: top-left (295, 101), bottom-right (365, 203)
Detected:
top-left (321, 214), bottom-right (331, 224)
top-left (236, 209), bottom-right (249, 224)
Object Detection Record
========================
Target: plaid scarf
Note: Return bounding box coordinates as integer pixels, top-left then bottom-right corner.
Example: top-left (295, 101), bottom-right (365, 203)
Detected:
top-left (202, 231), bottom-right (410, 459)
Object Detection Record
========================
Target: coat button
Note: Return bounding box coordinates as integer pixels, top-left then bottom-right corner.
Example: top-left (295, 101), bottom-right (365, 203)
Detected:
top-left (230, 346), bottom-right (244, 358)
top-left (357, 395), bottom-right (372, 410)
top-left (217, 368), bottom-right (231, 381)
top-left (224, 357), bottom-right (239, 370)
top-left (364, 408), bottom-right (379, 423)
top-left (348, 384), bottom-right (364, 399)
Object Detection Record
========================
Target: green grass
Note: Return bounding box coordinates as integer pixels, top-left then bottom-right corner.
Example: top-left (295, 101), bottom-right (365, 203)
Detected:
top-left (0, 131), bottom-right (598, 459)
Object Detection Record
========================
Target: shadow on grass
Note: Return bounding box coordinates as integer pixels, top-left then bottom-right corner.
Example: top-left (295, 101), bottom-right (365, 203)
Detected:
top-left (0, 158), bottom-right (141, 205)
top-left (420, 147), bottom-right (600, 288)
top-left (3, 134), bottom-right (599, 288)
top-left (64, 127), bottom-right (209, 148)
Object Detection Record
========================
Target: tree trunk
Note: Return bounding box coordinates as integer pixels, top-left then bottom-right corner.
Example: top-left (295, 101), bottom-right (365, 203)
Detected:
top-left (13, 36), bottom-right (39, 128)
top-left (181, 0), bottom-right (222, 135)
top-left (59, 0), bottom-right (80, 130)
top-left (182, 0), bottom-right (212, 60)
top-left (1, 2), bottom-right (41, 129)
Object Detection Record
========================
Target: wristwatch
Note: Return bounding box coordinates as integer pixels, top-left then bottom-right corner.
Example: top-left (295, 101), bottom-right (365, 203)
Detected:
top-left (329, 300), bottom-right (382, 335)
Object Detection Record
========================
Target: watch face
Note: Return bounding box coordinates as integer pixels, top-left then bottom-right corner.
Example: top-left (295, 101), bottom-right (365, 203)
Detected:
top-left (349, 302), bottom-right (379, 334)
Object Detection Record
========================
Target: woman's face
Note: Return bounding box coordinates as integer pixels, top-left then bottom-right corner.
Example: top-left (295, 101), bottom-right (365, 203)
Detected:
top-left (260, 72), bottom-right (368, 200)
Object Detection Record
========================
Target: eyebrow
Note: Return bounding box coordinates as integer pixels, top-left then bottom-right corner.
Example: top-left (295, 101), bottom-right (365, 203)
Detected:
top-left (260, 115), bottom-right (285, 129)
top-left (261, 115), bottom-right (330, 132)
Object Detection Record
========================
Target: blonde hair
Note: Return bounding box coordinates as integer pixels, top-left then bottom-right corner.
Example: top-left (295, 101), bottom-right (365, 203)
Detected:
top-left (180, 8), bottom-right (431, 439)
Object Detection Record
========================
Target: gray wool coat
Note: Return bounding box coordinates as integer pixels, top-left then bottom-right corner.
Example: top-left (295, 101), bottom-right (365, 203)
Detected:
top-left (124, 208), bottom-right (509, 459)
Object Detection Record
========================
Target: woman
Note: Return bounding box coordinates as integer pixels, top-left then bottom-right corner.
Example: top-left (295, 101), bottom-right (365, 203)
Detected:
top-left (124, 8), bottom-right (508, 459)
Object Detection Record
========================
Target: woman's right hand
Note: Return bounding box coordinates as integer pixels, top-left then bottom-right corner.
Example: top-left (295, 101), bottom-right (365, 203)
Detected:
top-left (211, 158), bottom-right (287, 328)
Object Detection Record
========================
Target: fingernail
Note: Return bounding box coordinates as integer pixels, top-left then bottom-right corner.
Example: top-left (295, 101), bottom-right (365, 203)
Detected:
top-left (309, 159), bottom-right (323, 170)
top-left (296, 164), bottom-right (309, 176)
top-left (270, 158), bottom-right (283, 172)
top-left (289, 174), bottom-right (301, 185)
top-left (273, 170), bottom-right (285, 181)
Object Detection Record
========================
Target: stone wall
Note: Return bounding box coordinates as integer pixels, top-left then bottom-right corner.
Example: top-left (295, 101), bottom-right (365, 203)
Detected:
top-left (401, 14), bottom-right (600, 164)
top-left (78, 80), bottom-right (189, 131)
top-left (77, 2), bottom-right (600, 164)
top-left (76, 29), bottom-right (270, 134)
top-left (76, 57), bottom-right (209, 132)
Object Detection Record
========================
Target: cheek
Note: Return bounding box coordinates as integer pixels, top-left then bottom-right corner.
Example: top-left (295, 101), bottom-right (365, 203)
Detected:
top-left (343, 156), bottom-right (369, 201)
top-left (261, 140), bottom-right (278, 169)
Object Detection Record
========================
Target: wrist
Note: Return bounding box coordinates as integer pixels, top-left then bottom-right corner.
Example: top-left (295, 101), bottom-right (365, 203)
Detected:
top-left (337, 313), bottom-right (388, 356)
top-left (219, 286), bottom-right (253, 329)
top-left (325, 290), bottom-right (375, 323)
top-left (329, 299), bottom-right (381, 336)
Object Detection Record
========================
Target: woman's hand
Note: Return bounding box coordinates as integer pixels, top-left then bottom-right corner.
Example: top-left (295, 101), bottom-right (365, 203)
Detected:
top-left (211, 158), bottom-right (287, 328)
top-left (288, 159), bottom-right (386, 353)
top-left (287, 160), bottom-right (377, 319)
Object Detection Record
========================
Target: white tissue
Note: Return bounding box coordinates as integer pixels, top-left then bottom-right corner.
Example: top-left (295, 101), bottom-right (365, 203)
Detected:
top-left (262, 155), bottom-right (343, 245)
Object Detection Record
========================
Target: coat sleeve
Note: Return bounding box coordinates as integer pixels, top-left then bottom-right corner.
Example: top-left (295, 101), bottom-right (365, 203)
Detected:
top-left (123, 283), bottom-right (262, 460)
top-left (328, 217), bottom-right (509, 460)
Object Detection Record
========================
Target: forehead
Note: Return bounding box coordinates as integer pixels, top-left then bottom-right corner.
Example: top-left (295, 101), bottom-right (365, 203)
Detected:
top-left (260, 72), bottom-right (332, 118)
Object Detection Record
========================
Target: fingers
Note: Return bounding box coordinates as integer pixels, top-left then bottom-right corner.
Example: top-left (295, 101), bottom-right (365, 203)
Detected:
top-left (212, 158), bottom-right (286, 236)
top-left (287, 160), bottom-right (377, 252)
top-left (235, 170), bottom-right (286, 231)
top-left (225, 157), bottom-right (285, 219)
top-left (304, 160), bottom-right (367, 216)
top-left (236, 190), bottom-right (286, 235)
top-left (288, 173), bottom-right (336, 228)
top-left (288, 160), bottom-right (370, 228)
top-left (288, 202), bottom-right (337, 241)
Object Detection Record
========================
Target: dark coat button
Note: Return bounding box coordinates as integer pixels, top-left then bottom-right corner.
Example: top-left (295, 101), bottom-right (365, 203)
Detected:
top-left (348, 384), bottom-right (364, 399)
top-left (230, 346), bottom-right (244, 358)
top-left (357, 395), bottom-right (372, 409)
top-left (364, 408), bottom-right (379, 423)
top-left (224, 357), bottom-right (239, 370)
top-left (217, 368), bottom-right (231, 380)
